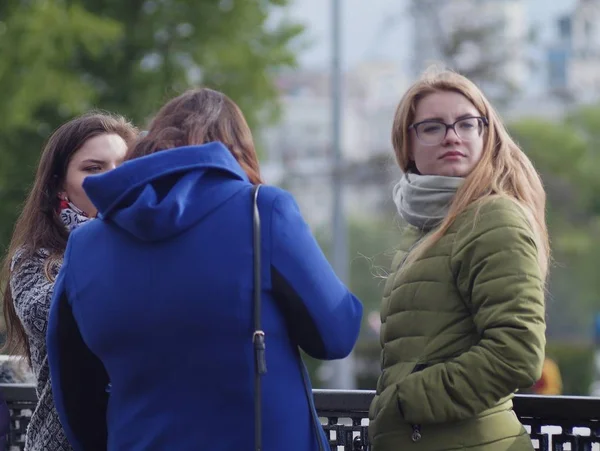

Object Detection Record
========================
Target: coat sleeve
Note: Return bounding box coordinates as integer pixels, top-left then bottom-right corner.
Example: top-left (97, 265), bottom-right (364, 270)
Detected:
top-left (46, 241), bottom-right (109, 451)
top-left (10, 250), bottom-right (55, 341)
top-left (269, 190), bottom-right (363, 360)
top-left (396, 199), bottom-right (546, 424)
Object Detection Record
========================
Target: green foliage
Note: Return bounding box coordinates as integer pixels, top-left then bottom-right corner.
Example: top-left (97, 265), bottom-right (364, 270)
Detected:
top-left (0, 2), bottom-right (123, 131)
top-left (545, 342), bottom-right (595, 395)
top-left (508, 109), bottom-right (600, 342)
top-left (510, 118), bottom-right (587, 179)
top-left (0, 0), bottom-right (304, 252)
top-left (315, 216), bottom-right (399, 330)
top-left (72, 0), bottom-right (305, 127)
top-left (306, 216), bottom-right (399, 388)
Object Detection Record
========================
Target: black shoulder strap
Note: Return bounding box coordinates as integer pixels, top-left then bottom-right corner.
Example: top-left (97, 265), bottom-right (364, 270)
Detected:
top-left (252, 184), bottom-right (266, 451)
top-left (251, 185), bottom-right (325, 451)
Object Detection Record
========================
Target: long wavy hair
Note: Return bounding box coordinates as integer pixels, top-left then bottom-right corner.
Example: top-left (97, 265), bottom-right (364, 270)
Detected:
top-left (126, 88), bottom-right (263, 185)
top-left (1, 112), bottom-right (138, 361)
top-left (393, 68), bottom-right (550, 280)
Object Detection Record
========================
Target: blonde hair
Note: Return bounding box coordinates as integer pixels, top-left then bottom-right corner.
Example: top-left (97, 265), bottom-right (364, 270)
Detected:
top-left (392, 67), bottom-right (549, 280)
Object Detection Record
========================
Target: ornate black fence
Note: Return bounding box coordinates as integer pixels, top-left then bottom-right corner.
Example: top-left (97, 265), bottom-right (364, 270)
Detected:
top-left (1, 384), bottom-right (37, 450)
top-left (2, 384), bottom-right (600, 450)
top-left (314, 389), bottom-right (600, 450)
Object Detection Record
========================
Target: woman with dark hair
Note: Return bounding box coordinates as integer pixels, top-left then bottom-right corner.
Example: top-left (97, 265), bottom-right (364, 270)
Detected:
top-left (1, 112), bottom-right (137, 451)
top-left (47, 88), bottom-right (363, 451)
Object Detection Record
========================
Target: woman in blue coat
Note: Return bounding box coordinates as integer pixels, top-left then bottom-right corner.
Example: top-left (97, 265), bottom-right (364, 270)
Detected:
top-left (46, 88), bottom-right (363, 451)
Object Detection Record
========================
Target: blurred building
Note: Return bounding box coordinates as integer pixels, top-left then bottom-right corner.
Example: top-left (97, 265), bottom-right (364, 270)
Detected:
top-left (260, 62), bottom-right (407, 227)
top-left (547, 0), bottom-right (600, 103)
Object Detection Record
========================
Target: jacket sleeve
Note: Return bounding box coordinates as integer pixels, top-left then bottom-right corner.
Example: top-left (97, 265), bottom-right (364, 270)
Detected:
top-left (396, 199), bottom-right (546, 424)
top-left (46, 242), bottom-right (109, 451)
top-left (10, 251), bottom-right (55, 340)
top-left (269, 190), bottom-right (363, 360)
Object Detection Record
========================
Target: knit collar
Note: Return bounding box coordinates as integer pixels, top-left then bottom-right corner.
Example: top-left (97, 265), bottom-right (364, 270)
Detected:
top-left (392, 172), bottom-right (464, 230)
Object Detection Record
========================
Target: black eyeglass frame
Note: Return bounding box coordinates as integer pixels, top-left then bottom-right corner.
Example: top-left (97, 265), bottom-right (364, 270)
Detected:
top-left (408, 116), bottom-right (489, 145)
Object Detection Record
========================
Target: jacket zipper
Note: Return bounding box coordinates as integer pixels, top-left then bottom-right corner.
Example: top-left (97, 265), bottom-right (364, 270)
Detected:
top-left (408, 363), bottom-right (428, 442)
top-left (411, 424), bottom-right (422, 442)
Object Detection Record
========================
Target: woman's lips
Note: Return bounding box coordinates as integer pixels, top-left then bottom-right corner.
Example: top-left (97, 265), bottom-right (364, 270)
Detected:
top-left (439, 151), bottom-right (465, 160)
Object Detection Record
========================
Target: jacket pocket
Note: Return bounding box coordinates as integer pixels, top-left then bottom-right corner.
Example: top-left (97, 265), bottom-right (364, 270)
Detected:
top-left (411, 363), bottom-right (429, 373)
top-left (398, 362), bottom-right (430, 443)
top-left (396, 362), bottom-right (429, 417)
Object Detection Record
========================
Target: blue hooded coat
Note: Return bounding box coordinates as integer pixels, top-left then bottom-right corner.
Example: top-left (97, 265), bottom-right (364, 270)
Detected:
top-left (47, 142), bottom-right (363, 451)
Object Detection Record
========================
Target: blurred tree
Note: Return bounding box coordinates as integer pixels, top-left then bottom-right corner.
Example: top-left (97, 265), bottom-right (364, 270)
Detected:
top-left (564, 105), bottom-right (600, 216)
top-left (509, 109), bottom-right (600, 341)
top-left (75, 0), bottom-right (304, 127)
top-left (0, 1), bottom-right (124, 249)
top-left (316, 216), bottom-right (400, 335)
top-left (309, 216), bottom-right (399, 387)
top-left (0, 2), bottom-right (122, 131)
top-left (410, 0), bottom-right (532, 105)
top-left (545, 342), bottom-right (594, 395)
top-left (0, 0), bottom-right (304, 252)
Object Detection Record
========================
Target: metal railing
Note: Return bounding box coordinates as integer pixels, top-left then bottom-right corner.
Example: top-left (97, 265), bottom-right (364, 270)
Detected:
top-left (2, 384), bottom-right (600, 450)
top-left (314, 389), bottom-right (600, 450)
top-left (1, 384), bottom-right (37, 450)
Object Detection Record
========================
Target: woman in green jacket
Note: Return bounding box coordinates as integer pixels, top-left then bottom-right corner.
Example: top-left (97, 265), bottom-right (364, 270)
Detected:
top-left (368, 68), bottom-right (548, 450)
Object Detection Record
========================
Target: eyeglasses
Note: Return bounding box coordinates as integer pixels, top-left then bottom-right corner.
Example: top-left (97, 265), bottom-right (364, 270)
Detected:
top-left (409, 116), bottom-right (488, 146)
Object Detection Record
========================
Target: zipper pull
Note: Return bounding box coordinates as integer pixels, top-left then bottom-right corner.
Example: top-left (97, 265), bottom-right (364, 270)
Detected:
top-left (411, 425), bottom-right (422, 442)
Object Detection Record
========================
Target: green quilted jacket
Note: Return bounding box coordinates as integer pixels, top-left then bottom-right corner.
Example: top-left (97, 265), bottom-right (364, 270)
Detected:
top-left (368, 196), bottom-right (546, 450)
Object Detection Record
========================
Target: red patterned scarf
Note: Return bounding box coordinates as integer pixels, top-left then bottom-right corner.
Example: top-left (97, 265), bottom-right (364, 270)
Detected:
top-left (59, 200), bottom-right (92, 232)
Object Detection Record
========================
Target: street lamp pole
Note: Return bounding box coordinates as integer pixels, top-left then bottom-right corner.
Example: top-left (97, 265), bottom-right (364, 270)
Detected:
top-left (327, 0), bottom-right (355, 390)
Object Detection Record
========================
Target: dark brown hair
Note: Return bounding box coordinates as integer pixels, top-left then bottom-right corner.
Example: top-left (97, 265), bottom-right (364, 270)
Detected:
top-left (126, 88), bottom-right (263, 184)
top-left (1, 111), bottom-right (138, 360)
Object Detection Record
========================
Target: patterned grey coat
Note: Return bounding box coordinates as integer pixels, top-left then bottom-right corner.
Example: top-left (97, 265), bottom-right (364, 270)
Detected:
top-left (11, 249), bottom-right (73, 451)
